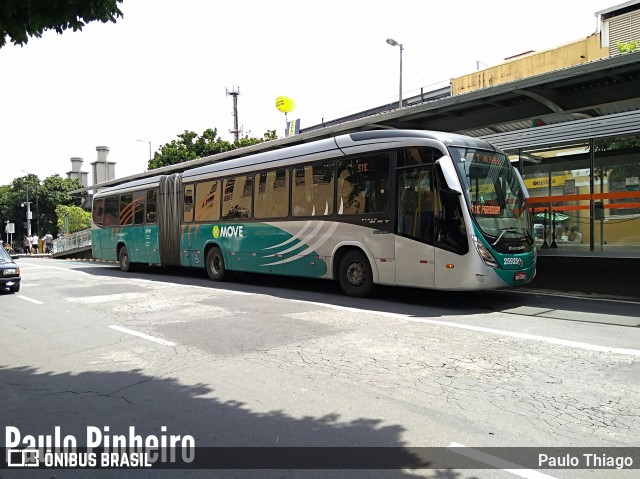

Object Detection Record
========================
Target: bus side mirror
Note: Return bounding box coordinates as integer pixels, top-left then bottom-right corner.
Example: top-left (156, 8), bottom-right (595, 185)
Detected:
top-left (435, 159), bottom-right (462, 194)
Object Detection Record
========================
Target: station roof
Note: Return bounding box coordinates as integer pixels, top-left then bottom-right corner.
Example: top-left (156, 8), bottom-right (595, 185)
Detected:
top-left (76, 52), bottom-right (640, 193)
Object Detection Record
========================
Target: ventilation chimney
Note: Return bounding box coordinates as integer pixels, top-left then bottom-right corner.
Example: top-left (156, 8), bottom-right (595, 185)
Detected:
top-left (91, 146), bottom-right (116, 186)
top-left (66, 157), bottom-right (89, 187)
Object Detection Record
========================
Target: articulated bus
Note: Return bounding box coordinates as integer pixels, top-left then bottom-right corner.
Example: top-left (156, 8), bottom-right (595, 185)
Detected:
top-left (91, 130), bottom-right (536, 297)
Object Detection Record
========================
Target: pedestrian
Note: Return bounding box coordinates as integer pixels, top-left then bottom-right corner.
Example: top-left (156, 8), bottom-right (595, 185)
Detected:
top-left (22, 235), bottom-right (31, 255)
top-left (31, 233), bottom-right (39, 254)
top-left (44, 232), bottom-right (54, 254)
top-left (569, 226), bottom-right (582, 244)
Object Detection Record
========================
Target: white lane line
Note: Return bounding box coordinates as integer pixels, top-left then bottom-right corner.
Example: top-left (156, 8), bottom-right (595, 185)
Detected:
top-left (29, 261), bottom-right (640, 356)
top-left (448, 443), bottom-right (557, 479)
top-left (291, 300), bottom-right (640, 358)
top-left (17, 295), bottom-right (43, 305)
top-left (506, 289), bottom-right (640, 305)
top-left (66, 293), bottom-right (144, 304)
top-left (108, 325), bottom-right (176, 347)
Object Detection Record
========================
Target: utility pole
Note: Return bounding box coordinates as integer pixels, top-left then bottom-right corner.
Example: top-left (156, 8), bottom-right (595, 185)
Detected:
top-left (226, 87), bottom-right (241, 142)
top-left (25, 184), bottom-right (31, 237)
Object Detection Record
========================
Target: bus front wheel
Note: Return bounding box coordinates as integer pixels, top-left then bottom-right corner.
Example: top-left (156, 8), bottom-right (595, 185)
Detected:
top-left (338, 250), bottom-right (374, 297)
top-left (206, 247), bottom-right (226, 281)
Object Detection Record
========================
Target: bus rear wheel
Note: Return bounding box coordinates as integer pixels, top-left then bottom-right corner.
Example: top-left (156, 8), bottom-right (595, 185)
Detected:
top-left (338, 250), bottom-right (374, 297)
top-left (119, 246), bottom-right (133, 272)
top-left (206, 247), bottom-right (226, 281)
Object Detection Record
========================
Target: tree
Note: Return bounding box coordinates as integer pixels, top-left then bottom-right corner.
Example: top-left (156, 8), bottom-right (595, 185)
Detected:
top-left (0, 174), bottom-right (84, 239)
top-left (0, 0), bottom-right (123, 48)
top-left (56, 205), bottom-right (91, 234)
top-left (39, 175), bottom-right (86, 234)
top-left (149, 128), bottom-right (278, 170)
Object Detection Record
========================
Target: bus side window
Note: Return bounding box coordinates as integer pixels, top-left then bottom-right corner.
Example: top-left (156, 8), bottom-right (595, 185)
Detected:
top-left (119, 194), bottom-right (133, 226)
top-left (93, 199), bottom-right (105, 226)
top-left (254, 169), bottom-right (289, 219)
top-left (146, 189), bottom-right (156, 224)
top-left (133, 192), bottom-right (145, 225)
top-left (184, 184), bottom-right (194, 223)
top-left (195, 180), bottom-right (221, 222)
top-left (221, 176), bottom-right (252, 220)
top-left (337, 154), bottom-right (389, 215)
top-left (292, 162), bottom-right (334, 217)
top-left (103, 196), bottom-right (120, 227)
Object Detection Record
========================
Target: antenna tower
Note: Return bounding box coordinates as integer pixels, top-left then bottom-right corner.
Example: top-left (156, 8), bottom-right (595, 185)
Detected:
top-left (226, 87), bottom-right (242, 141)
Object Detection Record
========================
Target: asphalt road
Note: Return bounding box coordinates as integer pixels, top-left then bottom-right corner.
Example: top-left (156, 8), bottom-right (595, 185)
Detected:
top-left (1, 258), bottom-right (639, 478)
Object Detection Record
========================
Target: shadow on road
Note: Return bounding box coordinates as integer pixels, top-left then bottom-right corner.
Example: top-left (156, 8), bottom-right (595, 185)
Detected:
top-left (52, 259), bottom-right (640, 327)
top-left (1, 365), bottom-right (482, 479)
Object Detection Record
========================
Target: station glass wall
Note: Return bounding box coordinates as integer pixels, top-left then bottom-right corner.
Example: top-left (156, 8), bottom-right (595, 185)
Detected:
top-left (508, 134), bottom-right (640, 252)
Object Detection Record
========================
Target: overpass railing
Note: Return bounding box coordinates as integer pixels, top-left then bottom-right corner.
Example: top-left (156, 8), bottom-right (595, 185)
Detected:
top-left (53, 229), bottom-right (92, 254)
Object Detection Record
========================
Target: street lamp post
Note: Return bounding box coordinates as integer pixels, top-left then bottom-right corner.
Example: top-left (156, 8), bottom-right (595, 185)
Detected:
top-left (386, 38), bottom-right (404, 109)
top-left (20, 170), bottom-right (32, 237)
top-left (25, 185), bottom-right (31, 237)
top-left (137, 139), bottom-right (152, 161)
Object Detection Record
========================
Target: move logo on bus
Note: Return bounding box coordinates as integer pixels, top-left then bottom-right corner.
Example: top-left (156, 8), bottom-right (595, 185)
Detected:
top-left (212, 225), bottom-right (244, 239)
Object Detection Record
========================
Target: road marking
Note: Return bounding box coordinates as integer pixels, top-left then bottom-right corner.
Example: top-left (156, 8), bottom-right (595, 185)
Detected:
top-left (17, 295), bottom-right (43, 305)
top-left (108, 325), bottom-right (176, 347)
top-left (28, 260), bottom-right (640, 356)
top-left (448, 443), bottom-right (557, 479)
top-left (293, 300), bottom-right (640, 357)
top-left (67, 293), bottom-right (144, 304)
top-left (507, 289), bottom-right (640, 305)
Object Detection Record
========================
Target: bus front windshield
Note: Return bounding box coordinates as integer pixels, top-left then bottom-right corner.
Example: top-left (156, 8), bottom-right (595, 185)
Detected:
top-left (451, 147), bottom-right (532, 247)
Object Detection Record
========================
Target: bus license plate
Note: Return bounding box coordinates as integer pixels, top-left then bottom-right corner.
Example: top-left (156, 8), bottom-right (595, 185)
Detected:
top-left (514, 272), bottom-right (526, 281)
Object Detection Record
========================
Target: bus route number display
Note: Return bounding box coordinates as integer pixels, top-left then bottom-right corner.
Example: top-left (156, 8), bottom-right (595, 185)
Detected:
top-left (472, 202), bottom-right (501, 216)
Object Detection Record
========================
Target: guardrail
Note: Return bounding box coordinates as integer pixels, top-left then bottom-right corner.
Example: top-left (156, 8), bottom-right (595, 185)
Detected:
top-left (52, 229), bottom-right (92, 254)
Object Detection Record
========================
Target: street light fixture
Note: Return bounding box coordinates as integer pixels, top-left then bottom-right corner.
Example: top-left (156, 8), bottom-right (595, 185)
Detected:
top-left (137, 139), bottom-right (152, 161)
top-left (386, 38), bottom-right (404, 109)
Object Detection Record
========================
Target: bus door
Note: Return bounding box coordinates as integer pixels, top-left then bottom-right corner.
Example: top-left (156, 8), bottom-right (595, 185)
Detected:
top-left (394, 166), bottom-right (436, 288)
top-left (433, 162), bottom-right (470, 288)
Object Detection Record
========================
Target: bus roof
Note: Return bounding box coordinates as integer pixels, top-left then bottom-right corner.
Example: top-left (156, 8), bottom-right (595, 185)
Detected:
top-left (183, 130), bottom-right (498, 180)
top-left (94, 130), bottom-right (499, 196)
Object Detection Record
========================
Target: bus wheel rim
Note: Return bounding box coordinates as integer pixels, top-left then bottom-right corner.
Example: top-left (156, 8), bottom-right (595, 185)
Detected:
top-left (346, 262), bottom-right (365, 287)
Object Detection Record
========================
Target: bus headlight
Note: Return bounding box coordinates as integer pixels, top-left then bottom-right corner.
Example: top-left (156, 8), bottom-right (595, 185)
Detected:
top-left (473, 236), bottom-right (498, 268)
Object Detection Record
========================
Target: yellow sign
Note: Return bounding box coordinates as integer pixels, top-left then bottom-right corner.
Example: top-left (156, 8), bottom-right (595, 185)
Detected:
top-left (275, 96), bottom-right (295, 113)
top-left (524, 175), bottom-right (566, 189)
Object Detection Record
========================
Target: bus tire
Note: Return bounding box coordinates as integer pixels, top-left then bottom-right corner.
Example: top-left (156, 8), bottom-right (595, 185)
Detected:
top-left (206, 247), bottom-right (226, 281)
top-left (119, 246), bottom-right (132, 272)
top-left (338, 250), bottom-right (374, 297)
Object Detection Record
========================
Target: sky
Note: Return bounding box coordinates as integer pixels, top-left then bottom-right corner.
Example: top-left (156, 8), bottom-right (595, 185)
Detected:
top-left (0, 0), bottom-right (613, 187)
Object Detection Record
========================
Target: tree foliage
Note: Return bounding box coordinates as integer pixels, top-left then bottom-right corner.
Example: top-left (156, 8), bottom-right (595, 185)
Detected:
top-left (593, 138), bottom-right (640, 182)
top-left (0, 0), bottom-right (123, 48)
top-left (616, 40), bottom-right (639, 54)
top-left (149, 128), bottom-right (278, 170)
top-left (0, 174), bottom-right (85, 242)
top-left (56, 205), bottom-right (91, 234)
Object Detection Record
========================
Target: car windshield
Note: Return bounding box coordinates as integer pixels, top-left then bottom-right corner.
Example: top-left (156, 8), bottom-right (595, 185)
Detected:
top-left (450, 147), bottom-right (532, 243)
top-left (0, 247), bottom-right (11, 263)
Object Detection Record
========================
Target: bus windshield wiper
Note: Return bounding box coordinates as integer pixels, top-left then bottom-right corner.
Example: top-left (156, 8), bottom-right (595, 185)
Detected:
top-left (492, 227), bottom-right (528, 246)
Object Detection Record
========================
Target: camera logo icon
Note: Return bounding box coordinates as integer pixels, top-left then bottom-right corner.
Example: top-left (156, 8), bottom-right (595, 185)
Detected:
top-left (7, 449), bottom-right (39, 467)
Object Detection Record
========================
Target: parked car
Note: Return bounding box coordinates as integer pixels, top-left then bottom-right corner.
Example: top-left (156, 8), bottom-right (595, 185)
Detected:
top-left (0, 246), bottom-right (21, 293)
